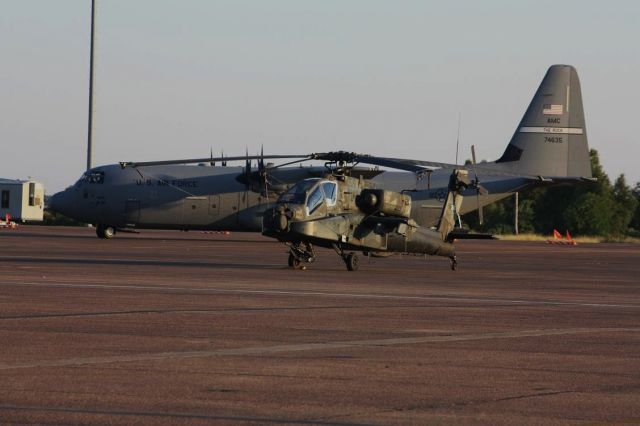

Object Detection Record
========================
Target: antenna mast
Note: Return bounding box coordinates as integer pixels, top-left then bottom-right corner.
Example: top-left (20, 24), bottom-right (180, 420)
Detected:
top-left (455, 112), bottom-right (461, 165)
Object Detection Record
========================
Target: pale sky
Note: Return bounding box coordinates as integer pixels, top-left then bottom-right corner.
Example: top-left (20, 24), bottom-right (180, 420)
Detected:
top-left (2, 0), bottom-right (639, 193)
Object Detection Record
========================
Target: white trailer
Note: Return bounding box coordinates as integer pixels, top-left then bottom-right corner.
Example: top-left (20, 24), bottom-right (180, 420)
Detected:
top-left (0, 178), bottom-right (45, 222)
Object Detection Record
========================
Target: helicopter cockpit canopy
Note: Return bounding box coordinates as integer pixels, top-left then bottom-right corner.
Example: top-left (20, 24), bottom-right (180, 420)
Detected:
top-left (277, 178), bottom-right (338, 213)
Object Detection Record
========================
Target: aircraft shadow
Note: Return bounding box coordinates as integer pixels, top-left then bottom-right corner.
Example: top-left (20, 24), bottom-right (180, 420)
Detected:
top-left (0, 256), bottom-right (281, 270)
top-left (2, 231), bottom-right (272, 244)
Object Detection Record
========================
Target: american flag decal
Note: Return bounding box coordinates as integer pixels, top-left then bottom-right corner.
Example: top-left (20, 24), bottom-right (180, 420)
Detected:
top-left (543, 104), bottom-right (563, 115)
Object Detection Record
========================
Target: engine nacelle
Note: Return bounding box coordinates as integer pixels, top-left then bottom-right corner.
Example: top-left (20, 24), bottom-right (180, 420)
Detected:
top-left (357, 189), bottom-right (411, 218)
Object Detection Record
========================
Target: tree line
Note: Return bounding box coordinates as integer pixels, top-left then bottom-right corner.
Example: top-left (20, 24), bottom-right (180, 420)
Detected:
top-left (463, 149), bottom-right (640, 238)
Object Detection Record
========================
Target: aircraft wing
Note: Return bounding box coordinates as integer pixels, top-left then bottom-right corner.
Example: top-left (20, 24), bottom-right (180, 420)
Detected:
top-left (121, 151), bottom-right (595, 185)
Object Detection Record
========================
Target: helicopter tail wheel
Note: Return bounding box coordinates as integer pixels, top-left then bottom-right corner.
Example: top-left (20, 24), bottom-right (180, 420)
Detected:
top-left (345, 252), bottom-right (359, 271)
top-left (288, 253), bottom-right (305, 270)
top-left (450, 254), bottom-right (458, 271)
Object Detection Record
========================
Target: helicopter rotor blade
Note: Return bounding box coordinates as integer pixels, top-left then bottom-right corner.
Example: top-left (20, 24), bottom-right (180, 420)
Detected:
top-left (120, 154), bottom-right (309, 169)
top-left (471, 145), bottom-right (477, 174)
top-left (310, 152), bottom-right (429, 174)
top-left (264, 157), bottom-right (313, 170)
top-left (365, 156), bottom-right (547, 180)
top-left (121, 150), bottom-right (562, 182)
top-left (122, 150), bottom-right (498, 178)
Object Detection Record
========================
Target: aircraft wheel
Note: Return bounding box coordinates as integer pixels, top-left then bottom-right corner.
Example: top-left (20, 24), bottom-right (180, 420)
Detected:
top-left (345, 252), bottom-right (359, 271)
top-left (96, 225), bottom-right (116, 239)
top-left (288, 253), bottom-right (304, 270)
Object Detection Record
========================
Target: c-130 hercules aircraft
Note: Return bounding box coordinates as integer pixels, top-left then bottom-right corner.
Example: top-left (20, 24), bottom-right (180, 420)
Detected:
top-left (49, 65), bottom-right (593, 238)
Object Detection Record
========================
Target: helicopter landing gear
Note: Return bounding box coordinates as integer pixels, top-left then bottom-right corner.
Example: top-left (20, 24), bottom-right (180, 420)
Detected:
top-left (288, 253), bottom-right (304, 270)
top-left (332, 244), bottom-right (359, 271)
top-left (450, 254), bottom-right (458, 271)
top-left (345, 252), bottom-right (359, 271)
top-left (287, 242), bottom-right (315, 270)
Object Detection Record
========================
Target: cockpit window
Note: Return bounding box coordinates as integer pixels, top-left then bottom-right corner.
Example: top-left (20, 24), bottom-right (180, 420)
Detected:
top-left (78, 171), bottom-right (105, 184)
top-left (278, 178), bottom-right (321, 204)
top-left (306, 186), bottom-right (324, 214)
top-left (321, 181), bottom-right (337, 206)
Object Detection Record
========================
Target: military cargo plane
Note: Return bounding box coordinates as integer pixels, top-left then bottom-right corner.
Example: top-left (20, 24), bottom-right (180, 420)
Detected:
top-left (49, 65), bottom-right (593, 238)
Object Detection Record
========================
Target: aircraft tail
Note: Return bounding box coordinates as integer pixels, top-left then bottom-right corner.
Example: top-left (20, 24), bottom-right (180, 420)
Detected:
top-left (492, 65), bottom-right (592, 178)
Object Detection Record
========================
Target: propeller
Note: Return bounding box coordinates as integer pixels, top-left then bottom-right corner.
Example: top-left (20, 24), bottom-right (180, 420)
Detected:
top-left (258, 145), bottom-right (265, 172)
top-left (257, 146), bottom-right (271, 202)
top-left (470, 145), bottom-right (487, 225)
top-left (235, 147), bottom-right (298, 196)
top-left (244, 147), bottom-right (251, 181)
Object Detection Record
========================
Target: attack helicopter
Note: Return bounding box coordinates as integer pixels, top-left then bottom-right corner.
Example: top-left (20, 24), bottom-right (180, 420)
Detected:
top-left (261, 151), bottom-right (489, 271)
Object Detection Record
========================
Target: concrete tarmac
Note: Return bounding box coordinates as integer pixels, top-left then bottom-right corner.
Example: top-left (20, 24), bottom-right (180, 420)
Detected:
top-left (0, 226), bottom-right (639, 425)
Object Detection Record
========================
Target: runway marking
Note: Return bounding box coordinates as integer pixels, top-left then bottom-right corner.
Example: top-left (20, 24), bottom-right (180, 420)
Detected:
top-left (0, 328), bottom-right (637, 371)
top-left (3, 280), bottom-right (640, 310)
top-left (0, 404), bottom-right (372, 425)
top-left (0, 305), bottom-right (377, 321)
top-left (0, 255), bottom-right (279, 270)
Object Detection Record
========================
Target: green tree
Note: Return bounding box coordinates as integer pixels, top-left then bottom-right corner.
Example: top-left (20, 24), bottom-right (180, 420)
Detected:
top-left (630, 182), bottom-right (640, 233)
top-left (611, 174), bottom-right (638, 236)
top-left (534, 149), bottom-right (624, 237)
top-left (516, 196), bottom-right (537, 233)
top-left (563, 192), bottom-right (615, 236)
top-left (463, 149), bottom-right (638, 237)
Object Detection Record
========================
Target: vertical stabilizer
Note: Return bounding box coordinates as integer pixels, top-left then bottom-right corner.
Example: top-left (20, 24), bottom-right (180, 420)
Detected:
top-left (494, 65), bottom-right (591, 178)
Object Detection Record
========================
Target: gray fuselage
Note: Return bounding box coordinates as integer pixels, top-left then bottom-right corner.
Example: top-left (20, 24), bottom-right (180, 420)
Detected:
top-left (49, 163), bottom-right (525, 231)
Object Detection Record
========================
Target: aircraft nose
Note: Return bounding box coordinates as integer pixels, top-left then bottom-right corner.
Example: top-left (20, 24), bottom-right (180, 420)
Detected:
top-left (48, 190), bottom-right (70, 216)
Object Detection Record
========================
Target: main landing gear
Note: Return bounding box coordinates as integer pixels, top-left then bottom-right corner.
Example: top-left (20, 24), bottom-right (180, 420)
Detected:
top-left (96, 224), bottom-right (116, 239)
top-left (287, 242), bottom-right (315, 270)
top-left (285, 243), bottom-right (454, 272)
top-left (333, 244), bottom-right (359, 271)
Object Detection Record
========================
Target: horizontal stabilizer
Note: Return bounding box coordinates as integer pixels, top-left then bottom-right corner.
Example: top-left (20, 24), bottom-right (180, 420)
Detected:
top-left (447, 229), bottom-right (497, 242)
